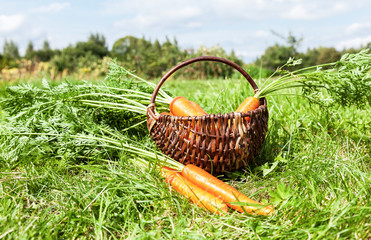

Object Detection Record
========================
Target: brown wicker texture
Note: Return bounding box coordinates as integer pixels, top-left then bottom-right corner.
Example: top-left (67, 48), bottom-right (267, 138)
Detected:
top-left (147, 56), bottom-right (268, 173)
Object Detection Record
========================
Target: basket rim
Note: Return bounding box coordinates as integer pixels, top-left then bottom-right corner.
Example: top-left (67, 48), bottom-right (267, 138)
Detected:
top-left (149, 97), bottom-right (267, 122)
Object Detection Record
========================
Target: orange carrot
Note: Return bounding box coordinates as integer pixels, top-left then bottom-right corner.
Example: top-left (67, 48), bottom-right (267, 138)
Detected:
top-left (236, 96), bottom-right (260, 113)
top-left (235, 96), bottom-right (260, 121)
top-left (190, 101), bottom-right (208, 115)
top-left (170, 96), bottom-right (206, 117)
top-left (169, 97), bottom-right (207, 139)
top-left (181, 164), bottom-right (274, 215)
top-left (161, 168), bottom-right (228, 215)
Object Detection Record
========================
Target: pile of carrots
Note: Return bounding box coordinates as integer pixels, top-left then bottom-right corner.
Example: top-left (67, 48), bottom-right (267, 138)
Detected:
top-left (166, 95), bottom-right (260, 118)
top-left (160, 95), bottom-right (273, 215)
top-left (162, 164), bottom-right (273, 215)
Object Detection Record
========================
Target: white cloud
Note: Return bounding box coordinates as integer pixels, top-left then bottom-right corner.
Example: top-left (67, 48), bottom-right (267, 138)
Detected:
top-left (345, 22), bottom-right (371, 35)
top-left (0, 14), bottom-right (26, 32)
top-left (282, 1), bottom-right (350, 20)
top-left (283, 5), bottom-right (314, 20)
top-left (30, 2), bottom-right (70, 13)
top-left (333, 2), bottom-right (348, 12)
top-left (114, 6), bottom-right (202, 30)
top-left (254, 30), bottom-right (270, 38)
top-left (236, 49), bottom-right (265, 60)
top-left (185, 21), bottom-right (202, 28)
top-left (168, 6), bottom-right (202, 19)
top-left (337, 35), bottom-right (371, 49)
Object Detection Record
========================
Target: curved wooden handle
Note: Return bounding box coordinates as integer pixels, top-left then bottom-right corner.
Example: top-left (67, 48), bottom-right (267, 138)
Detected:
top-left (148, 56), bottom-right (259, 120)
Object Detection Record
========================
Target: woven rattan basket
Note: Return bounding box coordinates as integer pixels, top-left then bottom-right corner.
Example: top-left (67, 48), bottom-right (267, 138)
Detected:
top-left (147, 56), bottom-right (268, 173)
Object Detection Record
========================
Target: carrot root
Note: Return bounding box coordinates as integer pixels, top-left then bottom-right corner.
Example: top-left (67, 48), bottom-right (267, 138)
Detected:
top-left (190, 101), bottom-right (208, 115)
top-left (235, 96), bottom-right (260, 122)
top-left (181, 164), bottom-right (274, 216)
top-left (162, 169), bottom-right (228, 215)
top-left (170, 96), bottom-right (206, 117)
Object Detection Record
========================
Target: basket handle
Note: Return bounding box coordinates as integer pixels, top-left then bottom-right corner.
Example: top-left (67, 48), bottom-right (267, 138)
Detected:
top-left (148, 56), bottom-right (259, 120)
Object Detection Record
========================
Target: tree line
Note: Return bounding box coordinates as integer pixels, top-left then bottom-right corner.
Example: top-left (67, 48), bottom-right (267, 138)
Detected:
top-left (1, 33), bottom-right (370, 80)
top-left (257, 32), bottom-right (371, 71)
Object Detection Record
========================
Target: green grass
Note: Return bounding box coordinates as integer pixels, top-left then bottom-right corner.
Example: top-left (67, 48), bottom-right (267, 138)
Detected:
top-left (0, 76), bottom-right (370, 239)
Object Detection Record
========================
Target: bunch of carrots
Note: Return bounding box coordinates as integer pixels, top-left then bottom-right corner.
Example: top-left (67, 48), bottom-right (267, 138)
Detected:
top-left (76, 130), bottom-right (273, 216)
top-left (158, 95), bottom-right (267, 215)
top-left (103, 50), bottom-right (371, 215)
top-left (161, 164), bottom-right (274, 215)
top-left (165, 95), bottom-right (259, 118)
top-left (157, 48), bottom-right (371, 215)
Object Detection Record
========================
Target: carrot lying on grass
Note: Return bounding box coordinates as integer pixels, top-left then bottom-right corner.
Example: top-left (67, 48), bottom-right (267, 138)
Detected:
top-left (181, 164), bottom-right (274, 215)
top-left (161, 167), bottom-right (228, 215)
top-left (73, 134), bottom-right (272, 216)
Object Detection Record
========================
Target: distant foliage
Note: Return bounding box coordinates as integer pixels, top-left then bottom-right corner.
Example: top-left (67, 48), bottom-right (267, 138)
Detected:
top-left (256, 32), bottom-right (370, 72)
top-left (1, 40), bottom-right (20, 69)
top-left (111, 36), bottom-right (243, 79)
top-left (1, 33), bottom-right (370, 81)
top-left (111, 36), bottom-right (185, 78)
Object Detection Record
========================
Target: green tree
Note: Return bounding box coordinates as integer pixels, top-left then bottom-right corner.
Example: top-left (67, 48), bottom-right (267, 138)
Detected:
top-left (50, 45), bottom-right (79, 72)
top-left (301, 48), bottom-right (320, 68)
top-left (50, 50), bottom-right (75, 72)
top-left (43, 40), bottom-right (51, 51)
top-left (25, 41), bottom-right (35, 59)
top-left (0, 53), bottom-right (4, 70)
top-left (258, 44), bottom-right (296, 71)
top-left (111, 36), bottom-right (153, 72)
top-left (316, 47), bottom-right (341, 65)
top-left (75, 33), bottom-right (108, 58)
top-left (33, 40), bottom-right (57, 61)
top-left (50, 33), bottom-right (108, 73)
top-left (3, 40), bottom-right (20, 60)
top-left (1, 40), bottom-right (20, 68)
top-left (255, 31), bottom-right (302, 71)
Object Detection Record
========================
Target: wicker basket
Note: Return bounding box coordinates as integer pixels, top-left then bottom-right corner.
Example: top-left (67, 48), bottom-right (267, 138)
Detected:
top-left (147, 56), bottom-right (268, 173)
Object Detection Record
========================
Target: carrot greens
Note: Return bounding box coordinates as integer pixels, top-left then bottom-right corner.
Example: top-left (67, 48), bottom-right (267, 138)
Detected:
top-left (256, 49), bottom-right (371, 109)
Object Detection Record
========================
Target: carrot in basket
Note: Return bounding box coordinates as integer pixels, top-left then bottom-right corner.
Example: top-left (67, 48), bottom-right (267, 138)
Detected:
top-left (181, 164), bottom-right (274, 215)
top-left (161, 168), bottom-right (228, 215)
top-left (235, 96), bottom-right (260, 121)
top-left (190, 101), bottom-right (208, 115)
top-left (169, 97), bottom-right (207, 138)
top-left (236, 97), bottom-right (260, 113)
top-left (170, 96), bottom-right (207, 117)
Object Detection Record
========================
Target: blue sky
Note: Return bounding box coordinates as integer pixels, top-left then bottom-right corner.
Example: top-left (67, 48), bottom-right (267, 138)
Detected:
top-left (1, 0), bottom-right (371, 62)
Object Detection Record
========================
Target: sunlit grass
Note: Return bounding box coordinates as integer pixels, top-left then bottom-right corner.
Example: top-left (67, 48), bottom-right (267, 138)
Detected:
top-left (0, 76), bottom-right (370, 239)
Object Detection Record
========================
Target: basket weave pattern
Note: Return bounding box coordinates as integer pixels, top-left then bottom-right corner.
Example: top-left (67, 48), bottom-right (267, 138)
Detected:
top-left (147, 56), bottom-right (268, 173)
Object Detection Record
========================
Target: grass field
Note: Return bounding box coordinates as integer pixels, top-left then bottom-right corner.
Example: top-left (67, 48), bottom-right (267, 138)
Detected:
top-left (0, 73), bottom-right (370, 239)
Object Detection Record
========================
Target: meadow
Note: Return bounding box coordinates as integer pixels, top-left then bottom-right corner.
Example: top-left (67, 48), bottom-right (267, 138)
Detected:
top-left (0, 59), bottom-right (370, 239)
